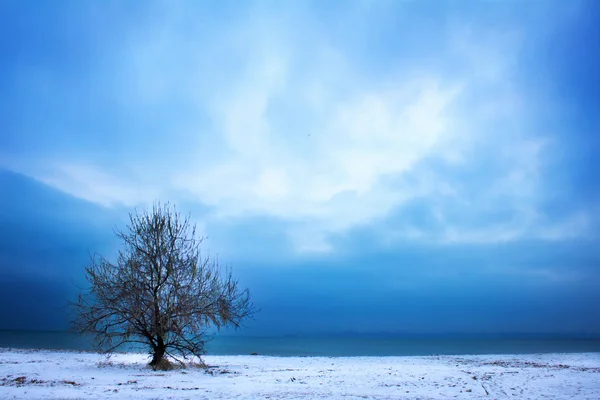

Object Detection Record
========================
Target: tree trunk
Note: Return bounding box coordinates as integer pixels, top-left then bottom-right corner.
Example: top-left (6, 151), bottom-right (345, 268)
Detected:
top-left (150, 336), bottom-right (166, 367)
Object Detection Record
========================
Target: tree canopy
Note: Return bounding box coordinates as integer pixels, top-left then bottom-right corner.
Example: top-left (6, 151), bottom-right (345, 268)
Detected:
top-left (72, 203), bottom-right (253, 368)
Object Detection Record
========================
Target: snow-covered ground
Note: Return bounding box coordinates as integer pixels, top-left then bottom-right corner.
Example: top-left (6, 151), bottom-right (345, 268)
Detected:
top-left (0, 348), bottom-right (599, 399)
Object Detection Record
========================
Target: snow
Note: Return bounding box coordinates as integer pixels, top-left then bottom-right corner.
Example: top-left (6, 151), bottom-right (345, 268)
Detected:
top-left (1, 348), bottom-right (599, 399)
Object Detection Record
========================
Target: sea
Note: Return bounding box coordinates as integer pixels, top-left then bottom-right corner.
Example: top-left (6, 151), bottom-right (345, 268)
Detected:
top-left (1, 330), bottom-right (599, 357)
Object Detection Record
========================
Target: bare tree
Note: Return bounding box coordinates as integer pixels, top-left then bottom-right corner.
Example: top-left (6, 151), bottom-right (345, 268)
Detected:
top-left (72, 203), bottom-right (253, 368)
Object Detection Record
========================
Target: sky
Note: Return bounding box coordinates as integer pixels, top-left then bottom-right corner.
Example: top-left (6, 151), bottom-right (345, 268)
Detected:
top-left (1, 0), bottom-right (599, 336)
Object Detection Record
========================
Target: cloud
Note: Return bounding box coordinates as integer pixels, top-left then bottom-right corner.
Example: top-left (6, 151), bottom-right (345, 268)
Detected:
top-left (24, 162), bottom-right (160, 208)
top-left (1, 1), bottom-right (594, 253)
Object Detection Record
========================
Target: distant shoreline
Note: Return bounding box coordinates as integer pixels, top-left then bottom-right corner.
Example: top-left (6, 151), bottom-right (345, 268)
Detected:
top-left (2, 328), bottom-right (599, 339)
top-left (2, 346), bottom-right (600, 358)
top-left (1, 330), bottom-right (600, 357)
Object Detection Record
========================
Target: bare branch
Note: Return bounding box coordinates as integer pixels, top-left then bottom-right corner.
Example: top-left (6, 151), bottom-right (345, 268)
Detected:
top-left (70, 202), bottom-right (255, 367)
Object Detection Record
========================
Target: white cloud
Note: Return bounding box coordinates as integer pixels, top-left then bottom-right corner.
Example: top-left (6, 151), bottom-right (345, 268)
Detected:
top-left (4, 3), bottom-right (592, 252)
top-left (12, 162), bottom-right (159, 208)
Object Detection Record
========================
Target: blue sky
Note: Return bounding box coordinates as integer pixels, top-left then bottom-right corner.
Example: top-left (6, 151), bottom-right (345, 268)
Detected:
top-left (1, 0), bottom-right (599, 335)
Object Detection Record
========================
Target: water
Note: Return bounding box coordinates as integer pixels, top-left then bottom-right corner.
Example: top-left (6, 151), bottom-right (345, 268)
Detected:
top-left (205, 336), bottom-right (600, 357)
top-left (1, 330), bottom-right (599, 357)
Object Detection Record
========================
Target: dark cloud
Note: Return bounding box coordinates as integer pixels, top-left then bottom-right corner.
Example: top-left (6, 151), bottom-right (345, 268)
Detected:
top-left (1, 171), bottom-right (599, 335)
top-left (231, 238), bottom-right (600, 336)
top-left (0, 170), bottom-right (121, 329)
